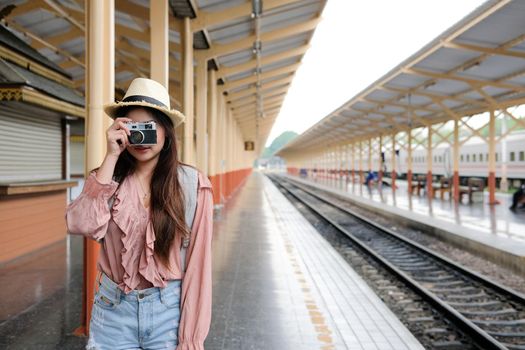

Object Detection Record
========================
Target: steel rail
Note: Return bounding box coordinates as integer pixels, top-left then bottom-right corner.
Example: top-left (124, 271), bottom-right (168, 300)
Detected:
top-left (270, 174), bottom-right (524, 350)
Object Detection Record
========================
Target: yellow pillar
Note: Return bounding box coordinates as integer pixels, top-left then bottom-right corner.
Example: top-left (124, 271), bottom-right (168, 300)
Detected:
top-left (368, 138), bottom-right (372, 172)
top-left (488, 109), bottom-right (498, 204)
top-left (427, 127), bottom-right (433, 196)
top-left (378, 134), bottom-right (383, 184)
top-left (391, 132), bottom-right (396, 190)
top-left (453, 119), bottom-right (460, 202)
top-left (195, 59), bottom-right (208, 175)
top-left (182, 18), bottom-right (194, 165)
top-left (208, 69), bottom-right (218, 177)
top-left (351, 142), bottom-right (355, 184)
top-left (407, 130), bottom-right (413, 195)
top-left (84, 0), bottom-right (114, 334)
top-left (150, 0), bottom-right (169, 87)
top-left (359, 141), bottom-right (363, 184)
top-left (217, 95), bottom-right (225, 203)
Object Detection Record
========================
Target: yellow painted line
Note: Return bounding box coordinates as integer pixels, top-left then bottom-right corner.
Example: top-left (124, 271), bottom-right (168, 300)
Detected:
top-left (281, 235), bottom-right (335, 349)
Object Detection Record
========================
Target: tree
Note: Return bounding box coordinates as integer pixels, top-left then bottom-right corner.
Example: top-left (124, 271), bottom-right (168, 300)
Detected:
top-left (261, 131), bottom-right (298, 158)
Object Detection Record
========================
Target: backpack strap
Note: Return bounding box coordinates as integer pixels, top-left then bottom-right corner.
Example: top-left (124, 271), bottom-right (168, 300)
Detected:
top-left (178, 165), bottom-right (199, 272)
top-left (106, 166), bottom-right (198, 272)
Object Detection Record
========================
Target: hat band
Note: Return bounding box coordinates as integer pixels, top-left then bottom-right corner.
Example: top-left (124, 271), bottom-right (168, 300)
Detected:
top-left (122, 95), bottom-right (168, 109)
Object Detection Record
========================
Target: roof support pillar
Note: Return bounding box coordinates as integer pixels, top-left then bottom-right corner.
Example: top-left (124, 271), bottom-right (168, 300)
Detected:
top-left (351, 142), bottom-right (355, 186)
top-left (488, 109), bottom-right (498, 205)
top-left (322, 149), bottom-right (326, 181)
top-left (195, 59), bottom-right (208, 175)
top-left (150, 0), bottom-right (169, 87)
top-left (359, 141), bottom-right (363, 188)
top-left (208, 68), bottom-right (218, 177)
top-left (391, 132), bottom-right (396, 192)
top-left (378, 135), bottom-right (383, 186)
top-left (426, 127), bottom-right (433, 198)
top-left (407, 130), bottom-right (413, 197)
top-left (453, 119), bottom-right (460, 203)
top-left (214, 94), bottom-right (224, 205)
top-left (368, 138), bottom-right (372, 173)
top-left (500, 112), bottom-right (508, 192)
top-left (83, 0), bottom-right (114, 335)
top-left (345, 144), bottom-right (349, 183)
top-left (182, 17), bottom-right (195, 165)
top-left (338, 145), bottom-right (343, 182)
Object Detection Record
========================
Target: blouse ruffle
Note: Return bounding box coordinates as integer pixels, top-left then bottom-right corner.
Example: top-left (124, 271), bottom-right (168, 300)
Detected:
top-left (111, 175), bottom-right (166, 293)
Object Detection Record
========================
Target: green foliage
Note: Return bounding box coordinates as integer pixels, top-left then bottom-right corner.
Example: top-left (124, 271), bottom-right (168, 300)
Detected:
top-left (261, 131), bottom-right (298, 158)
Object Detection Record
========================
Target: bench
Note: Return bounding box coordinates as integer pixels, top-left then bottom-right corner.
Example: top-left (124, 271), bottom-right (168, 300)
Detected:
top-left (409, 175), bottom-right (426, 196)
top-left (459, 177), bottom-right (485, 204)
top-left (432, 177), bottom-right (452, 200)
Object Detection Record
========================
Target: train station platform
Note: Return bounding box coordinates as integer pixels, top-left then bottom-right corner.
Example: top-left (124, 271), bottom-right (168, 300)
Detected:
top-left (286, 174), bottom-right (525, 276)
top-left (207, 171), bottom-right (423, 350)
top-left (0, 171), bottom-right (424, 350)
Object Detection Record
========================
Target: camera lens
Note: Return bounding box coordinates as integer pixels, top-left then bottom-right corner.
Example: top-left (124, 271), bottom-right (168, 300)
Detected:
top-left (129, 130), bottom-right (144, 144)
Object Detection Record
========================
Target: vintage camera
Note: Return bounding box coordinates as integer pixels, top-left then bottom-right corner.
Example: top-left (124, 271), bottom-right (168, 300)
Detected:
top-left (125, 121), bottom-right (157, 145)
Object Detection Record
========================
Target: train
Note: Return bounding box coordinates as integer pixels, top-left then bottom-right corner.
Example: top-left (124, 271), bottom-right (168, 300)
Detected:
top-left (379, 130), bottom-right (525, 184)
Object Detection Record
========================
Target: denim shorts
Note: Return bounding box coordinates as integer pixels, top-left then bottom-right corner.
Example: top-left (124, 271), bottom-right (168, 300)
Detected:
top-left (86, 273), bottom-right (181, 350)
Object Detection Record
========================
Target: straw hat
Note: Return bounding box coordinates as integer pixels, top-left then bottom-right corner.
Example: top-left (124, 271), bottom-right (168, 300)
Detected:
top-left (104, 78), bottom-right (185, 127)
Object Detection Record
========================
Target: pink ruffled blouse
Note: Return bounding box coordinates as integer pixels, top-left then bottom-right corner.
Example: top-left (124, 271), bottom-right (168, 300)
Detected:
top-left (65, 170), bottom-right (213, 350)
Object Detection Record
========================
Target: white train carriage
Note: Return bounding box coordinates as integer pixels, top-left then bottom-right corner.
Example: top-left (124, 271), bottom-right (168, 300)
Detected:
top-left (381, 130), bottom-right (525, 181)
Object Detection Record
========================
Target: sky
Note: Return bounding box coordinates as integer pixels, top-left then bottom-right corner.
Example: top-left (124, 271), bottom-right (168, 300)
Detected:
top-left (265, 0), bottom-right (487, 147)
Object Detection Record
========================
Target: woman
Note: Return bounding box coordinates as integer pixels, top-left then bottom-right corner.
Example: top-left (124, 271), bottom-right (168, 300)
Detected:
top-left (66, 78), bottom-right (213, 350)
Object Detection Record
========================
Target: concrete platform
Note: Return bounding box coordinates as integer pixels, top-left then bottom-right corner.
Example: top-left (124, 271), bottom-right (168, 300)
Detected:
top-left (285, 173), bottom-right (525, 276)
top-left (208, 171), bottom-right (423, 349)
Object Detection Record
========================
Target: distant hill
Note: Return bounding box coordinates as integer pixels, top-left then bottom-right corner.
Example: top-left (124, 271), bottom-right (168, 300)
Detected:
top-left (262, 131), bottom-right (298, 158)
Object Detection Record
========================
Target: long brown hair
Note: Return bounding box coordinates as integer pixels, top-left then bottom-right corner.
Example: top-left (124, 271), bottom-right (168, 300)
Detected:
top-left (111, 106), bottom-right (189, 268)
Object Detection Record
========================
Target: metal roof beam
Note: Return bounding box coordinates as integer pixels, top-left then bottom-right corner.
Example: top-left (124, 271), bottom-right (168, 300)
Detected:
top-left (227, 84), bottom-right (290, 104)
top-left (226, 75), bottom-right (294, 101)
top-left (191, 0), bottom-right (302, 32)
top-left (380, 86), bottom-right (487, 107)
top-left (235, 103), bottom-right (282, 120)
top-left (218, 44), bottom-right (309, 79)
top-left (406, 68), bottom-right (525, 92)
top-left (233, 97), bottom-right (284, 115)
top-left (223, 64), bottom-right (299, 91)
top-left (232, 94), bottom-right (286, 114)
top-left (199, 17), bottom-right (320, 60)
top-left (1, 18), bottom-right (84, 70)
top-left (231, 90), bottom-right (287, 110)
top-left (363, 97), bottom-right (441, 113)
top-left (443, 40), bottom-right (525, 60)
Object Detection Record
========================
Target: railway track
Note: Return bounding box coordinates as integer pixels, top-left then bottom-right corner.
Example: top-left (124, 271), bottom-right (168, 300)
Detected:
top-left (269, 174), bottom-right (525, 350)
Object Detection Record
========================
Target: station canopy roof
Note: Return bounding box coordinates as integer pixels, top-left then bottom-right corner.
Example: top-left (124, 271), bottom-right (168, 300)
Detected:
top-left (279, 0), bottom-right (525, 154)
top-left (0, 0), bottom-right (326, 146)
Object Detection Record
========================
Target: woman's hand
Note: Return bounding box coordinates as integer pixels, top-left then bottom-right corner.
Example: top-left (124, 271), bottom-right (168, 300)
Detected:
top-left (94, 118), bottom-right (133, 184)
top-left (107, 118), bottom-right (132, 158)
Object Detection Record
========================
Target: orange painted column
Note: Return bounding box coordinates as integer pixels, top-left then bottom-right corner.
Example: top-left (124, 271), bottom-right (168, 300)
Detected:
top-left (80, 0), bottom-right (114, 335)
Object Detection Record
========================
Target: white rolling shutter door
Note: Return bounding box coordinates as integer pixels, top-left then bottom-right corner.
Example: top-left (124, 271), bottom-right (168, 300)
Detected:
top-left (0, 108), bottom-right (62, 182)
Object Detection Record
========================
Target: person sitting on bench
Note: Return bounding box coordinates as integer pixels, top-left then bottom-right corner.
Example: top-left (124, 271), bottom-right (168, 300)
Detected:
top-left (510, 183), bottom-right (525, 211)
